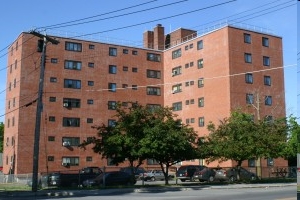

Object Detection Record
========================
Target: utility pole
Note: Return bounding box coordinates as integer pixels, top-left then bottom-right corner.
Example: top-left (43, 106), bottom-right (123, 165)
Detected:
top-left (29, 30), bottom-right (59, 192)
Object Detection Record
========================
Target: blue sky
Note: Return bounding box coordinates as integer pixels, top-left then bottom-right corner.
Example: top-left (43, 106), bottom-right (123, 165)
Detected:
top-left (0, 0), bottom-right (297, 122)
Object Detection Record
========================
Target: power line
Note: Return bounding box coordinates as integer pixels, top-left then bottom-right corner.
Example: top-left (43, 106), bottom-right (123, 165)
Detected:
top-left (38, 0), bottom-right (158, 30)
top-left (38, 0), bottom-right (188, 30)
top-left (0, 63), bottom-right (295, 119)
top-left (66, 0), bottom-right (237, 39)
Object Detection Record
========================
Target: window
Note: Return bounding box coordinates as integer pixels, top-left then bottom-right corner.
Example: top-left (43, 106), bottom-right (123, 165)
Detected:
top-left (265, 96), bottom-right (272, 106)
top-left (62, 137), bottom-right (80, 146)
top-left (245, 53), bottom-right (252, 63)
top-left (8, 100), bottom-right (10, 109)
top-left (267, 158), bottom-right (274, 166)
top-left (197, 59), bottom-right (203, 68)
top-left (172, 84), bottom-right (182, 93)
top-left (48, 136), bottom-right (55, 141)
top-left (108, 101), bottom-right (117, 110)
top-left (123, 66), bottom-right (128, 71)
top-left (65, 42), bottom-right (82, 52)
top-left (132, 67), bottom-right (138, 72)
top-left (198, 97), bottom-right (204, 107)
top-left (191, 118), bottom-right (195, 123)
top-left (245, 73), bottom-right (253, 84)
top-left (123, 49), bottom-right (128, 54)
top-left (13, 79), bottom-right (16, 88)
top-left (265, 115), bottom-right (273, 122)
top-left (51, 58), bottom-right (58, 63)
top-left (15, 60), bottom-right (17, 69)
top-left (49, 116), bottom-right (55, 122)
top-left (13, 98), bottom-right (15, 107)
top-left (185, 45), bottom-right (189, 50)
top-left (89, 44), bottom-right (95, 49)
top-left (132, 85), bottom-right (138, 90)
top-left (186, 118), bottom-right (190, 123)
top-left (172, 102), bottom-right (182, 111)
top-left (63, 98), bottom-right (80, 108)
top-left (122, 84), bottom-right (128, 88)
top-left (87, 118), bottom-right (93, 123)
top-left (87, 99), bottom-right (94, 104)
top-left (64, 60), bottom-right (82, 70)
top-left (147, 87), bottom-right (161, 95)
top-left (108, 83), bottom-right (116, 92)
top-left (109, 47), bottom-right (117, 56)
top-left (147, 159), bottom-right (159, 165)
top-left (63, 117), bottom-right (80, 127)
top-left (190, 62), bottom-right (194, 67)
top-left (86, 157), bottom-right (92, 162)
top-left (48, 156), bottom-right (54, 161)
top-left (262, 37), bottom-right (269, 47)
top-left (246, 94), bottom-right (254, 104)
top-left (198, 117), bottom-right (205, 127)
top-left (264, 76), bottom-right (271, 86)
top-left (50, 77), bottom-right (57, 82)
top-left (146, 104), bottom-right (161, 112)
top-left (109, 65), bottom-right (117, 74)
top-left (248, 159), bottom-right (256, 167)
top-left (88, 81), bottom-right (94, 86)
top-left (198, 78), bottom-right (204, 88)
top-left (190, 99), bottom-right (194, 104)
top-left (62, 157), bottom-right (79, 166)
top-left (122, 102), bottom-right (128, 107)
top-left (263, 56), bottom-right (270, 66)
top-left (132, 50), bottom-right (138, 55)
top-left (185, 100), bottom-right (190, 105)
top-left (185, 63), bottom-right (189, 68)
top-left (49, 97), bottom-right (56, 102)
top-left (147, 53), bottom-right (161, 62)
top-left (185, 82), bottom-right (190, 87)
top-left (108, 119), bottom-right (116, 127)
top-left (197, 40), bottom-right (203, 50)
top-left (172, 66), bottom-right (182, 76)
top-left (172, 48), bottom-right (181, 59)
top-left (244, 33), bottom-right (251, 43)
top-left (147, 69), bottom-right (161, 79)
top-left (189, 43), bottom-right (193, 49)
top-left (64, 79), bottom-right (81, 89)
top-left (88, 62), bottom-right (94, 68)
top-left (190, 81), bottom-right (194, 85)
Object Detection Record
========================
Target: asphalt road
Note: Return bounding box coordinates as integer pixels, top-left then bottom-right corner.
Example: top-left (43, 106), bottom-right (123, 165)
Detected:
top-left (3, 185), bottom-right (296, 200)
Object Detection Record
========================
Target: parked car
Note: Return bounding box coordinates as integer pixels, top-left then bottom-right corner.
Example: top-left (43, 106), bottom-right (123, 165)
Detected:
top-left (213, 168), bottom-right (229, 182)
top-left (226, 167), bottom-right (257, 182)
top-left (140, 170), bottom-right (165, 181)
top-left (120, 167), bottom-right (146, 180)
top-left (176, 165), bottom-right (205, 182)
top-left (82, 171), bottom-right (136, 187)
top-left (193, 167), bottom-right (216, 182)
top-left (39, 167), bottom-right (102, 188)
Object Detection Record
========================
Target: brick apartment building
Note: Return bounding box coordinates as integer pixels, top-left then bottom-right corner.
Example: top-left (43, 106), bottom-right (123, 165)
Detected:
top-left (3, 23), bottom-right (287, 175)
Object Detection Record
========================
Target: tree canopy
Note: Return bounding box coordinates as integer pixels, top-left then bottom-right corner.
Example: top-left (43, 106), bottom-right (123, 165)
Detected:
top-left (80, 103), bottom-right (199, 184)
top-left (204, 111), bottom-right (288, 167)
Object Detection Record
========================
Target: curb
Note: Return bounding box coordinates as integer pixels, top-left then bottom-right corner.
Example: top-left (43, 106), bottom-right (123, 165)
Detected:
top-left (0, 183), bottom-right (296, 197)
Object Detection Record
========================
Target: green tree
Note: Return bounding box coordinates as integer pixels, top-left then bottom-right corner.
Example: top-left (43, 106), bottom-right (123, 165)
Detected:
top-left (282, 116), bottom-right (300, 165)
top-left (80, 102), bottom-right (151, 177)
top-left (0, 122), bottom-right (4, 152)
top-left (204, 111), bottom-right (288, 179)
top-left (139, 107), bottom-right (199, 185)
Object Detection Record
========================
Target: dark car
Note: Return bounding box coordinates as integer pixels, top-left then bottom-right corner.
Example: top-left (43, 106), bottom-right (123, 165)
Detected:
top-left (82, 171), bottom-right (136, 187)
top-left (120, 167), bottom-right (146, 180)
top-left (193, 167), bottom-right (216, 182)
top-left (226, 167), bottom-right (257, 182)
top-left (176, 165), bottom-right (205, 182)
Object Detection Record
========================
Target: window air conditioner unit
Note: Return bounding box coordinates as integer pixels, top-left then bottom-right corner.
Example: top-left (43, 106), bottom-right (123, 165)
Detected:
top-left (172, 89), bottom-right (177, 94)
top-left (63, 103), bottom-right (69, 107)
top-left (172, 71), bottom-right (177, 76)
top-left (62, 141), bottom-right (70, 147)
top-left (62, 162), bottom-right (68, 166)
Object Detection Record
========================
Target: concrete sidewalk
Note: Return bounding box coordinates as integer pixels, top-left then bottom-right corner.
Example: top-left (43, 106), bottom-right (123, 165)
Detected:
top-left (0, 182), bottom-right (297, 198)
